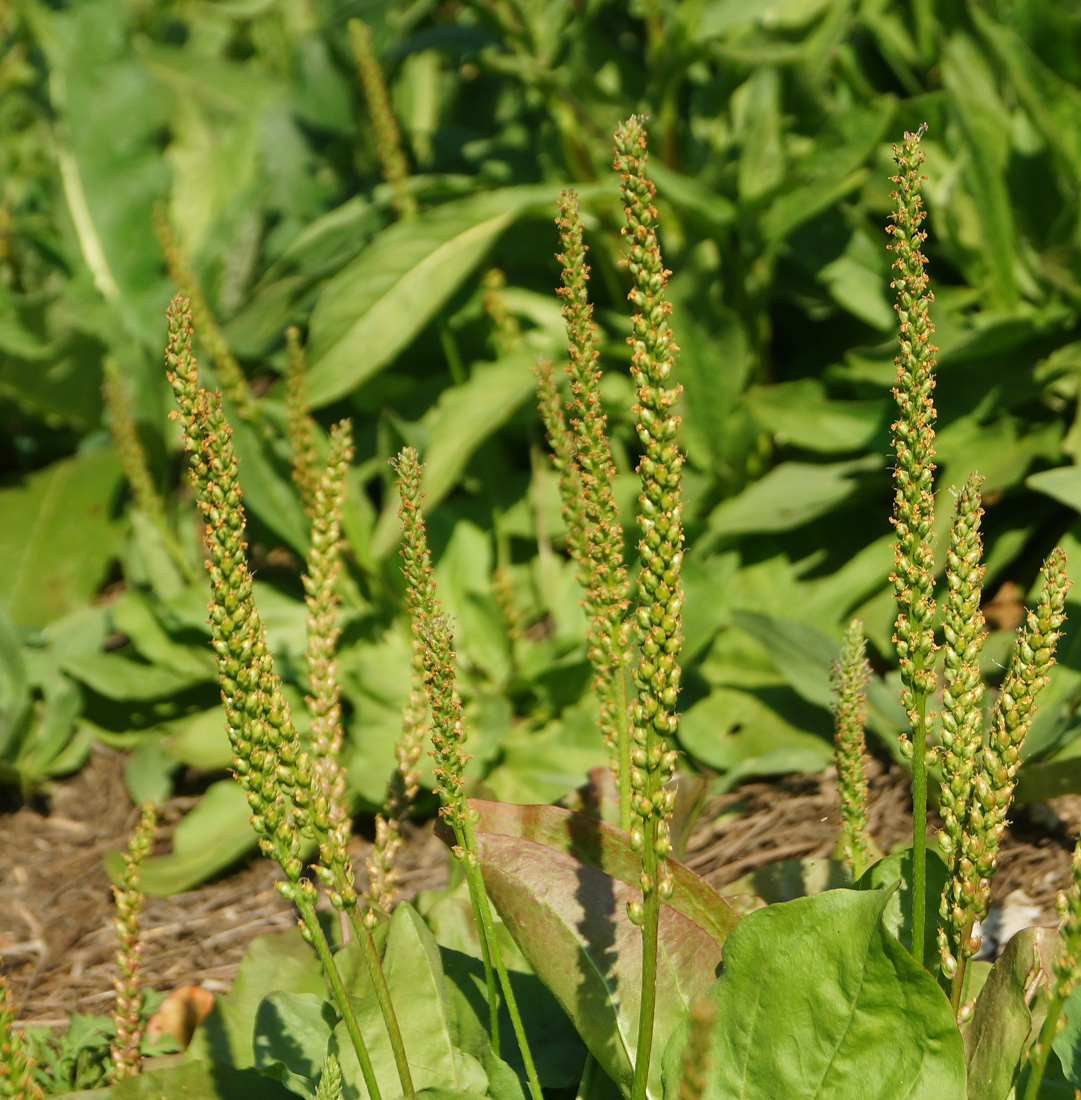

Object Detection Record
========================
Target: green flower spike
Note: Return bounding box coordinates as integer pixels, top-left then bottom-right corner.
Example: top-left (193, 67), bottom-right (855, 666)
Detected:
top-left (303, 419), bottom-right (354, 830)
top-left (394, 448), bottom-right (544, 1100)
top-left (316, 1053), bottom-right (344, 1100)
top-left (677, 998), bottom-right (716, 1100)
top-left (110, 801), bottom-right (156, 1081)
top-left (166, 296), bottom-right (413, 1100)
top-left (366, 620), bottom-right (426, 916)
top-left (831, 620), bottom-right (872, 879)
top-left (556, 190), bottom-right (633, 830)
top-left (887, 123), bottom-right (938, 965)
top-left (284, 326), bottom-right (321, 519)
top-left (613, 115), bottom-right (684, 1100)
top-left (1023, 835), bottom-right (1081, 1100)
top-left (936, 473), bottom-right (988, 999)
top-left (967, 548), bottom-right (1070, 945)
top-left (348, 19), bottom-right (416, 220)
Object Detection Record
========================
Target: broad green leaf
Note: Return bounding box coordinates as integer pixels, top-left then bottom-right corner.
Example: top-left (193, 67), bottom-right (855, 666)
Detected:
top-left (966, 927), bottom-right (1056, 1100)
top-left (30, 0), bottom-right (172, 341)
top-left (123, 733), bottom-right (181, 804)
top-left (162, 707), bottom-right (234, 769)
top-left (125, 509), bottom-right (188, 600)
top-left (53, 1059), bottom-right (294, 1099)
top-left (732, 610), bottom-right (836, 707)
top-left (60, 651), bottom-right (210, 701)
top-left (733, 68), bottom-right (784, 202)
top-left (936, 415), bottom-right (1060, 496)
top-left (121, 778), bottom-right (260, 895)
top-left (109, 591), bottom-right (216, 681)
top-left (0, 602), bottom-right (26, 708)
top-left (660, 889), bottom-right (966, 1100)
top-left (742, 379), bottom-right (885, 453)
top-left (254, 992), bottom-right (338, 1098)
top-left (942, 34), bottom-right (1019, 309)
top-left (415, 1093), bottom-right (490, 1100)
top-left (184, 927), bottom-right (326, 1071)
top-left (336, 901), bottom-right (488, 1100)
top-left (724, 858), bottom-right (851, 903)
top-left (853, 849), bottom-right (949, 962)
top-left (818, 253), bottom-right (895, 331)
top-left (421, 355), bottom-right (538, 509)
top-left (648, 163), bottom-right (736, 234)
top-left (305, 187), bottom-right (562, 406)
top-left (424, 882), bottom-right (591, 1095)
top-left (699, 456), bottom-right (880, 547)
top-left (1027, 465), bottom-right (1081, 514)
top-left (481, 705), bottom-right (607, 806)
top-left (0, 448), bottom-right (123, 628)
top-left (227, 404), bottom-right (310, 553)
top-left (678, 684), bottom-right (834, 775)
top-left (728, 611), bottom-right (907, 748)
top-left (1054, 979), bottom-right (1081, 1088)
top-left (0, 604), bottom-right (31, 765)
top-left (468, 801), bottom-right (739, 1099)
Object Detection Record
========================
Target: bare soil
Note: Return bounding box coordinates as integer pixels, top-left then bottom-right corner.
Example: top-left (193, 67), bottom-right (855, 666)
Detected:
top-left (2, 746), bottom-right (1080, 1029)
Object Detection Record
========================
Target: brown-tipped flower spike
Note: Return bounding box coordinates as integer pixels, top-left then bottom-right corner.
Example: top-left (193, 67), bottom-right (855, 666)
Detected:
top-left (102, 357), bottom-right (165, 523)
top-left (534, 358), bottom-right (589, 575)
top-left (831, 620), bottom-right (872, 879)
top-left (888, 122), bottom-right (938, 748)
top-left (614, 115), bottom-right (683, 911)
top-left (887, 123), bottom-right (938, 965)
top-left (285, 327), bottom-right (321, 519)
top-left (614, 115), bottom-right (684, 1100)
top-left (937, 473), bottom-right (987, 980)
top-left (111, 801), bottom-right (156, 1080)
top-left (0, 972), bottom-right (44, 1100)
top-left (154, 206), bottom-right (257, 424)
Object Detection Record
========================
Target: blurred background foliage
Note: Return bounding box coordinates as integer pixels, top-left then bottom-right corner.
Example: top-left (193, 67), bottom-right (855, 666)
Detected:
top-left (5, 0), bottom-right (1081, 891)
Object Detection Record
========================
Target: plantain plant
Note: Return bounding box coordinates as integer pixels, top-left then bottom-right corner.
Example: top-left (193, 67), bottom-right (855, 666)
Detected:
top-left (12, 118), bottom-right (1081, 1100)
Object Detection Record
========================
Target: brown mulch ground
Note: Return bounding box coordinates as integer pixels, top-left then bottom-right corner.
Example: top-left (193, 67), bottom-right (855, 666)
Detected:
top-left (3, 746), bottom-right (1080, 1029)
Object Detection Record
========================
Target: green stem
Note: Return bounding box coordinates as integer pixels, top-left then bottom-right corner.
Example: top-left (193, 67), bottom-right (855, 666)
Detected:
top-left (615, 661), bottom-right (632, 833)
top-left (911, 695), bottom-right (929, 966)
top-left (631, 880), bottom-right (661, 1100)
top-left (1023, 990), bottom-right (1063, 1100)
top-left (344, 908), bottom-right (416, 1099)
top-left (575, 1053), bottom-right (598, 1100)
top-left (949, 918), bottom-right (974, 1016)
top-left (298, 895), bottom-right (382, 1100)
top-left (460, 866), bottom-right (501, 1056)
top-left (461, 820), bottom-right (543, 1100)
